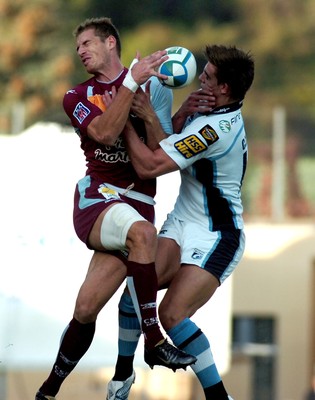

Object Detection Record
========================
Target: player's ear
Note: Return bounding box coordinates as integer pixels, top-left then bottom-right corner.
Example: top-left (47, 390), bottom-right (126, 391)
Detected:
top-left (220, 82), bottom-right (230, 95)
top-left (107, 35), bottom-right (116, 50)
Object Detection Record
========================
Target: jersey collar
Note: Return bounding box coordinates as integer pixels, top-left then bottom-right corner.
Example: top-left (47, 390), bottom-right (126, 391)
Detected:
top-left (205, 99), bottom-right (243, 116)
top-left (187, 100), bottom-right (243, 127)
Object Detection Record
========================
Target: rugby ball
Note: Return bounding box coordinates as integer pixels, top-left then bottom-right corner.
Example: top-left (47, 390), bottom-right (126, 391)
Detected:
top-left (158, 46), bottom-right (197, 89)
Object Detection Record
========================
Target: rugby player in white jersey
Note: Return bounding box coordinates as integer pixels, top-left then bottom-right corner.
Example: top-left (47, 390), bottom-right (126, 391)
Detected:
top-left (108, 44), bottom-right (254, 400)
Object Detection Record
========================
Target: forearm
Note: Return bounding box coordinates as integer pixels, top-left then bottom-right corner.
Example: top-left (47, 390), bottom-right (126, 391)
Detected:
top-left (88, 85), bottom-right (136, 146)
top-left (88, 50), bottom-right (168, 146)
top-left (123, 121), bottom-right (177, 179)
top-left (129, 80), bottom-right (169, 149)
top-left (123, 123), bottom-right (157, 178)
top-left (144, 113), bottom-right (168, 150)
top-left (172, 109), bottom-right (189, 133)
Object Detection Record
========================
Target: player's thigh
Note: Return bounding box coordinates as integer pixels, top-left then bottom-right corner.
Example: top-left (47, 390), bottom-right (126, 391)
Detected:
top-left (88, 203), bottom-right (154, 255)
top-left (87, 205), bottom-right (116, 251)
top-left (159, 265), bottom-right (219, 329)
top-left (74, 251), bottom-right (127, 322)
top-left (156, 237), bottom-right (181, 287)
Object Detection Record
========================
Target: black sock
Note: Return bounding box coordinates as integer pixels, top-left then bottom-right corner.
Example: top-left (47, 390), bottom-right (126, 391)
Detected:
top-left (204, 381), bottom-right (229, 400)
top-left (112, 355), bottom-right (135, 381)
top-left (39, 318), bottom-right (95, 396)
top-left (127, 261), bottom-right (164, 349)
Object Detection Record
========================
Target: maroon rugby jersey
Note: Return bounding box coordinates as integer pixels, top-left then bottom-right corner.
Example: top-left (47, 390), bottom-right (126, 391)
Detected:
top-left (63, 67), bottom-right (156, 198)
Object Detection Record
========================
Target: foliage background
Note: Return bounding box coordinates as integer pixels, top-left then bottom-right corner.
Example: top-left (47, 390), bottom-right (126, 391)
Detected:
top-left (1, 0), bottom-right (315, 217)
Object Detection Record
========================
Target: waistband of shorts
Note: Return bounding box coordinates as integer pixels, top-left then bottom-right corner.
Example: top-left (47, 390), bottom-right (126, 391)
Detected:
top-left (105, 183), bottom-right (156, 205)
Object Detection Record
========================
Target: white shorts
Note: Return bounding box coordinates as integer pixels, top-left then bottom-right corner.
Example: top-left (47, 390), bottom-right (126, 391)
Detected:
top-left (158, 213), bottom-right (245, 284)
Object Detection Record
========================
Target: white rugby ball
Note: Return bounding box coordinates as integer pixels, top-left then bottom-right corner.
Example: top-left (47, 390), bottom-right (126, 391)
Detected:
top-left (158, 46), bottom-right (197, 89)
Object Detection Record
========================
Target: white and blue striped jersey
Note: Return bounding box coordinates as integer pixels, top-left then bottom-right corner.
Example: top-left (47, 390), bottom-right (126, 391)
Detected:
top-left (159, 101), bottom-right (247, 231)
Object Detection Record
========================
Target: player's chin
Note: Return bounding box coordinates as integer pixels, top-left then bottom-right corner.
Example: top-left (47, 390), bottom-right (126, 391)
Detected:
top-left (85, 66), bottom-right (95, 74)
top-left (83, 63), bottom-right (96, 74)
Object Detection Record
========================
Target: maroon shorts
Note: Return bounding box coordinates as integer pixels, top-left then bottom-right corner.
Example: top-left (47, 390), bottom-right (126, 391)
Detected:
top-left (73, 175), bottom-right (155, 249)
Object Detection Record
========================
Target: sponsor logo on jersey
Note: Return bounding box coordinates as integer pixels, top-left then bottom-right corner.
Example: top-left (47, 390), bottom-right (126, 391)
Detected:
top-left (73, 102), bottom-right (90, 124)
top-left (94, 137), bottom-right (130, 163)
top-left (199, 124), bottom-right (219, 144)
top-left (98, 184), bottom-right (121, 202)
top-left (191, 248), bottom-right (205, 260)
top-left (66, 89), bottom-right (77, 95)
top-left (231, 112), bottom-right (242, 125)
top-left (174, 135), bottom-right (207, 159)
top-left (219, 120), bottom-right (231, 133)
top-left (212, 107), bottom-right (230, 114)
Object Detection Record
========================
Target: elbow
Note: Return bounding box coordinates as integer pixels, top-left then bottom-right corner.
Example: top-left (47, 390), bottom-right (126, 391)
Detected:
top-left (91, 129), bottom-right (118, 146)
top-left (137, 168), bottom-right (157, 180)
top-left (99, 133), bottom-right (117, 146)
top-left (135, 156), bottom-right (165, 179)
top-left (88, 117), bottom-right (119, 146)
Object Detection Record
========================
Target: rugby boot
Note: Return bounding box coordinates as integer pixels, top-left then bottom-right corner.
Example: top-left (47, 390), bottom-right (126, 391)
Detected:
top-left (35, 392), bottom-right (56, 400)
top-left (106, 370), bottom-right (136, 400)
top-left (144, 339), bottom-right (197, 371)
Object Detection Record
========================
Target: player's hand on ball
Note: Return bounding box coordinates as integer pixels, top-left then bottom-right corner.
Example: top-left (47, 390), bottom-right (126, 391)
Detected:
top-left (130, 50), bottom-right (169, 85)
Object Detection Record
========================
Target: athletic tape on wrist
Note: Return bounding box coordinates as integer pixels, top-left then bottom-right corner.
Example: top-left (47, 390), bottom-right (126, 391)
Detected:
top-left (123, 58), bottom-right (139, 93)
top-left (129, 58), bottom-right (139, 69)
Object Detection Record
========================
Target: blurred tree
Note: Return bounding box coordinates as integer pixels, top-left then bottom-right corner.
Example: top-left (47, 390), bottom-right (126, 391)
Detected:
top-left (82, 0), bottom-right (238, 28)
top-left (0, 0), bottom-right (314, 216)
top-left (0, 0), bottom-right (77, 129)
top-left (1, 0), bottom-right (315, 155)
top-left (0, 0), bottom-right (242, 132)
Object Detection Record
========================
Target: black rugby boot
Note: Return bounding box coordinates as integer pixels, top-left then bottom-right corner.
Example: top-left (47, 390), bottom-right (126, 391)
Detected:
top-left (35, 391), bottom-right (56, 400)
top-left (144, 339), bottom-right (197, 371)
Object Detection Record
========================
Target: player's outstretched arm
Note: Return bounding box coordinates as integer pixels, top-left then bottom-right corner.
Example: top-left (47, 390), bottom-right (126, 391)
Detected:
top-left (123, 120), bottom-right (178, 179)
top-left (131, 81), bottom-right (169, 149)
top-left (87, 50), bottom-right (169, 146)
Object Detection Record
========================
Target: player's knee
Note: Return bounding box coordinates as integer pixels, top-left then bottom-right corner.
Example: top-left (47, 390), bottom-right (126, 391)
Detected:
top-left (159, 301), bottom-right (182, 331)
top-left (128, 220), bottom-right (157, 248)
top-left (74, 298), bottom-right (98, 323)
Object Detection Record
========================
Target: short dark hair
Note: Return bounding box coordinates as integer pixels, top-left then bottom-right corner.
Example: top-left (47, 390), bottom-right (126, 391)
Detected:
top-left (204, 45), bottom-right (254, 100)
top-left (73, 17), bottom-right (121, 57)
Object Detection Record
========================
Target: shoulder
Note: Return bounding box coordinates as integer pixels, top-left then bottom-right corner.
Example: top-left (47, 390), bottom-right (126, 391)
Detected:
top-left (148, 77), bottom-right (173, 101)
top-left (164, 113), bottom-right (222, 153)
top-left (64, 77), bottom-right (96, 98)
top-left (147, 76), bottom-right (161, 91)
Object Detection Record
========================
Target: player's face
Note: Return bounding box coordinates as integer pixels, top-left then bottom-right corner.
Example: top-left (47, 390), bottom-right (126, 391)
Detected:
top-left (199, 62), bottom-right (221, 97)
top-left (76, 28), bottom-right (109, 74)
